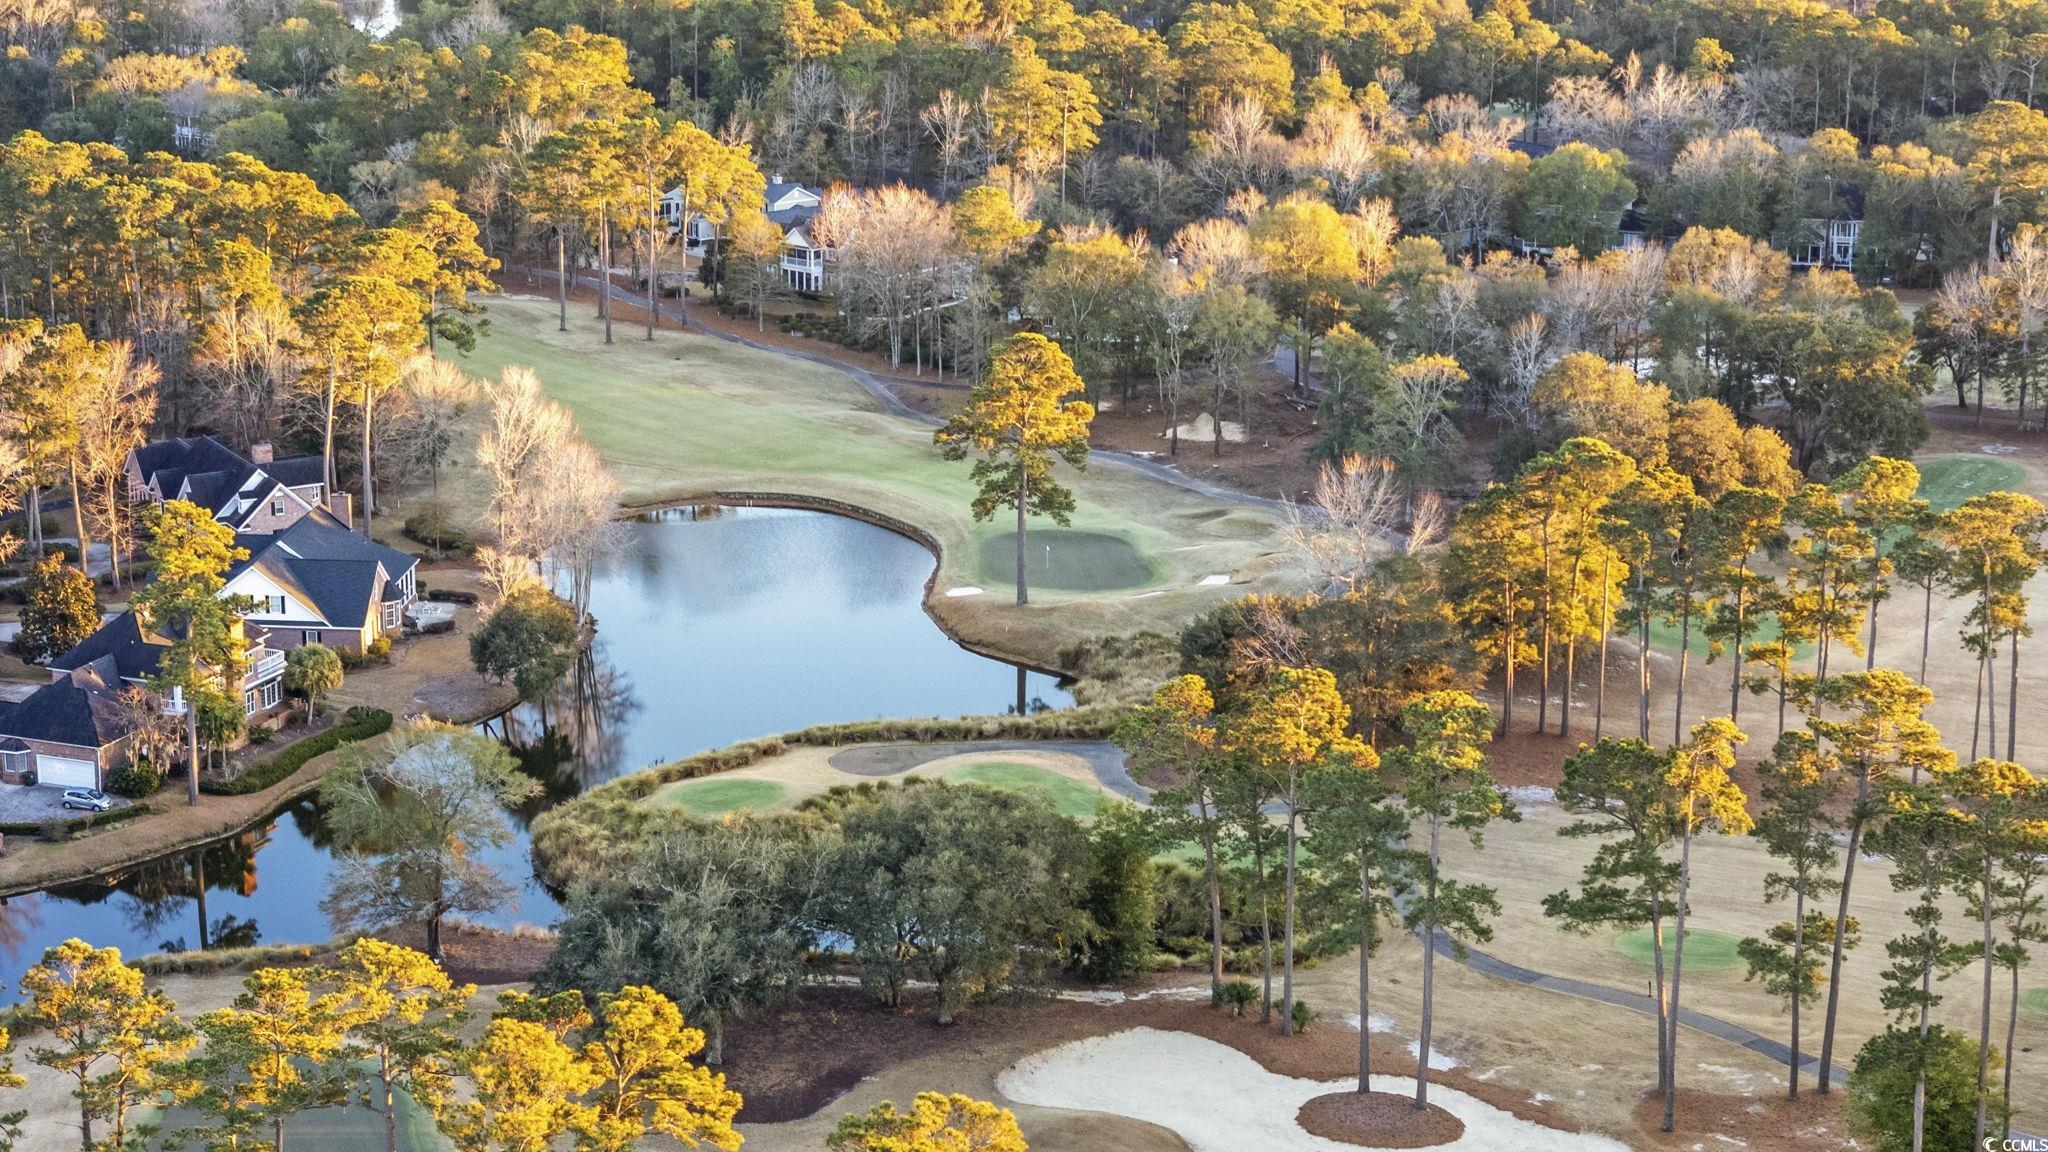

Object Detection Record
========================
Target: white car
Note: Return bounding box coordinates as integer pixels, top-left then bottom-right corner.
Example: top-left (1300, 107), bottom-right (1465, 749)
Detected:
top-left (60, 788), bottom-right (113, 812)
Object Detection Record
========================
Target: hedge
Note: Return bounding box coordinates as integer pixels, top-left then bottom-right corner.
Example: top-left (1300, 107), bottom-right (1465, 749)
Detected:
top-left (202, 708), bottom-right (394, 796)
top-left (0, 802), bottom-right (152, 837)
top-left (529, 706), bottom-right (1126, 889)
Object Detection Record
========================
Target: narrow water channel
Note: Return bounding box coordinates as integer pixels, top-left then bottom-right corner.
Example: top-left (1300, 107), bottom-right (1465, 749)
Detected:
top-left (0, 506), bottom-right (1070, 994)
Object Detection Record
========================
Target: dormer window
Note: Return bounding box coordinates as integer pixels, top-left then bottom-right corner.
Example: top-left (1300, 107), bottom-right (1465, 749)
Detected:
top-left (271, 497), bottom-right (285, 517)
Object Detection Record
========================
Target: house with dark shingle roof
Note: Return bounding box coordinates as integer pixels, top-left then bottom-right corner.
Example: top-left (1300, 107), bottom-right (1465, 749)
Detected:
top-left (224, 506), bottom-right (420, 654)
top-left (0, 658), bottom-right (140, 789)
top-left (0, 436), bottom-right (421, 787)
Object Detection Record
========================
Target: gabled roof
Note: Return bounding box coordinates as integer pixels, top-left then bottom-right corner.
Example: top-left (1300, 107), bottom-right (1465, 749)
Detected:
top-left (768, 202), bottom-right (820, 229)
top-left (130, 436), bottom-right (325, 529)
top-left (48, 611), bottom-right (166, 683)
top-left (230, 507), bottom-right (417, 627)
top-left (0, 662), bottom-right (134, 751)
top-left (766, 180), bottom-right (819, 209)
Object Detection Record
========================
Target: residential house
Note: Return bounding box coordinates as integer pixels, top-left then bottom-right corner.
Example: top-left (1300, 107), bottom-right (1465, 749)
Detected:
top-left (660, 176), bottom-right (835, 292)
top-left (128, 435), bottom-right (418, 654)
top-left (1785, 184), bottom-right (1864, 271)
top-left (0, 660), bottom-right (140, 790)
top-left (0, 437), bottom-right (420, 787)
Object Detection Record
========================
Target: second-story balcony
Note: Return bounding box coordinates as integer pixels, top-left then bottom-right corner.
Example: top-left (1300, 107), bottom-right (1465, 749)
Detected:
top-left (244, 643), bottom-right (286, 687)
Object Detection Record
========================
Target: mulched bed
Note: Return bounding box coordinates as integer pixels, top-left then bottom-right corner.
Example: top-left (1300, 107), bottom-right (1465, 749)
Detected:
top-left (1297, 1090), bottom-right (1466, 1148)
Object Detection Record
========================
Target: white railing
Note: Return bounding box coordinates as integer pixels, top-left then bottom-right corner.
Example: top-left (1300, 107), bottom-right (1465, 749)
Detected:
top-left (246, 649), bottom-right (286, 685)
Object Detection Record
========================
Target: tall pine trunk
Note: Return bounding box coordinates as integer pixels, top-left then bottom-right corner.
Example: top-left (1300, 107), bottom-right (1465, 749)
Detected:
top-left (557, 230), bottom-right (569, 332)
top-left (1664, 817), bottom-right (1695, 1132)
top-left (1415, 814), bottom-right (1441, 1109)
top-left (1358, 854), bottom-right (1374, 1093)
top-left (1816, 771), bottom-right (1870, 1094)
top-left (1014, 465), bottom-right (1029, 606)
top-left (1281, 774), bottom-right (1299, 1035)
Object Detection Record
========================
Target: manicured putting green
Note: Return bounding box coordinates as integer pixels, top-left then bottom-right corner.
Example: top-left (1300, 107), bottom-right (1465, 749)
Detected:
top-left (976, 529), bottom-right (1153, 592)
top-left (1614, 927), bottom-right (1744, 970)
top-left (944, 761), bottom-right (1108, 820)
top-left (661, 777), bottom-right (787, 815)
top-left (2023, 987), bottom-right (2048, 1017)
top-left (1917, 457), bottom-right (2024, 513)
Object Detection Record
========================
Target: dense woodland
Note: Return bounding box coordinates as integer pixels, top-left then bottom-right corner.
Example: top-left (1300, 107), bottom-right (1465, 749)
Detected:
top-left (9, 0), bottom-right (2048, 500)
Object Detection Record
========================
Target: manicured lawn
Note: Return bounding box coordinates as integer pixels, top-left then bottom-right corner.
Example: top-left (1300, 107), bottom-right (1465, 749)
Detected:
top-left (939, 761), bottom-right (1111, 820)
top-left (1916, 456), bottom-right (2024, 512)
top-left (2024, 987), bottom-right (2048, 1017)
top-left (976, 529), bottom-right (1155, 591)
top-left (1613, 927), bottom-right (1744, 971)
top-left (659, 776), bottom-right (788, 815)
top-left (437, 297), bottom-right (1284, 666)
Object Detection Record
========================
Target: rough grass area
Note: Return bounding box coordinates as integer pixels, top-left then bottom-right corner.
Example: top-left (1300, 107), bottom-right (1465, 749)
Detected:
top-left (938, 761), bottom-right (1109, 820)
top-left (438, 295), bottom-right (1287, 670)
top-left (1916, 456), bottom-right (2024, 511)
top-left (659, 776), bottom-right (788, 815)
top-left (1614, 927), bottom-right (1745, 971)
top-left (975, 529), bottom-right (1155, 592)
top-left (2025, 987), bottom-right (2048, 1017)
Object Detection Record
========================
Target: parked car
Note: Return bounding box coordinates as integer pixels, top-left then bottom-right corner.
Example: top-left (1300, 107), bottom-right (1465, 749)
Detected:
top-left (60, 788), bottom-right (113, 812)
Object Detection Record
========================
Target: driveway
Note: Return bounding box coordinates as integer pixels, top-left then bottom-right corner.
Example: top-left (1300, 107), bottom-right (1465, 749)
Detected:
top-left (0, 784), bottom-right (123, 824)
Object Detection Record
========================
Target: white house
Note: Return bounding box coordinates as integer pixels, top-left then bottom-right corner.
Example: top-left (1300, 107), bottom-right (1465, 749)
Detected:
top-left (660, 176), bottom-right (824, 255)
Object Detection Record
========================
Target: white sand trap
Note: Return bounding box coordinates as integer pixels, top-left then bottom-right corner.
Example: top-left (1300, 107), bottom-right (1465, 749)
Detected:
top-left (1171, 413), bottom-right (1247, 444)
top-left (1199, 574), bottom-right (1231, 586)
top-left (997, 1028), bottom-right (1630, 1152)
top-left (944, 586), bottom-right (984, 597)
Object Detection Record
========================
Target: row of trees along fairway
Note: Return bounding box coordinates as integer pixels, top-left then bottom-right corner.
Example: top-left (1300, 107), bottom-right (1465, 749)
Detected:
top-left (1099, 419), bottom-right (2048, 1148)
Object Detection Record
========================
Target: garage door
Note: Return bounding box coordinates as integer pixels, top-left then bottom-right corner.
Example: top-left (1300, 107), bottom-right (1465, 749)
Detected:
top-left (35, 755), bottom-right (96, 789)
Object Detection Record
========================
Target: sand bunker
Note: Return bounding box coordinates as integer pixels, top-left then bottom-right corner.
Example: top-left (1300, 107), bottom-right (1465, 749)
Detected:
top-left (997, 1028), bottom-right (1631, 1152)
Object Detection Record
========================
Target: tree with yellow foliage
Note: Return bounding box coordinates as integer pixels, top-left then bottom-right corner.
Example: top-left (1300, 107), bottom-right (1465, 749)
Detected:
top-left (1226, 666), bottom-right (1373, 1036)
top-left (20, 939), bottom-right (194, 1152)
top-left (935, 333), bottom-right (1094, 606)
top-left (330, 939), bottom-right (475, 1152)
top-left (577, 985), bottom-right (743, 1152)
top-left (829, 1092), bottom-right (1028, 1152)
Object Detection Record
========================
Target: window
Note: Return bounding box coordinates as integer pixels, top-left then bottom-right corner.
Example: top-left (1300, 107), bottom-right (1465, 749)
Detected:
top-left (303, 629), bottom-right (320, 645)
top-left (245, 680), bottom-right (282, 715)
top-left (271, 497), bottom-right (285, 517)
top-left (262, 595), bottom-right (286, 615)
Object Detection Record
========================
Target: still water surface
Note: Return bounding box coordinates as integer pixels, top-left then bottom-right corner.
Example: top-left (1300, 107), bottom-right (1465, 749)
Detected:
top-left (0, 506), bottom-right (1068, 993)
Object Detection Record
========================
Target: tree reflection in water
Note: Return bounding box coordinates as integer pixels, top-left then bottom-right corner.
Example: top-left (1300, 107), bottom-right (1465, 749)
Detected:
top-left (39, 829), bottom-right (270, 958)
top-left (493, 641), bottom-right (638, 806)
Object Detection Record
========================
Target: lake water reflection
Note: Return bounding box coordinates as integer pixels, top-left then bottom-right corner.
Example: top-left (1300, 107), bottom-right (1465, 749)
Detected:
top-left (0, 506), bottom-right (1069, 994)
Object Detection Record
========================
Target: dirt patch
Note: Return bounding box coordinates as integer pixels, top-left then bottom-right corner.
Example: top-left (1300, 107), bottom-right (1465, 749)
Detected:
top-left (411, 671), bottom-right (518, 722)
top-left (1628, 1087), bottom-right (1848, 1151)
top-left (376, 921), bottom-right (555, 988)
top-left (1297, 1091), bottom-right (1467, 1148)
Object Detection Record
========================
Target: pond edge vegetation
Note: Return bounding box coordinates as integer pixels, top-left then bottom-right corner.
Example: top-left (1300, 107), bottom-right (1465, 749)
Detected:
top-left (529, 708), bottom-right (1125, 891)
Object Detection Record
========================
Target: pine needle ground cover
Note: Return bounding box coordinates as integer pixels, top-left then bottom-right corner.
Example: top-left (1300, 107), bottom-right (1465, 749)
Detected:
top-left (440, 296), bottom-right (1286, 665)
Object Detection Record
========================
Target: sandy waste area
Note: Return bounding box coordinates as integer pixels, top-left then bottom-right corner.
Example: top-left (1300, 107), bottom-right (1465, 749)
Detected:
top-left (997, 1028), bottom-right (1632, 1152)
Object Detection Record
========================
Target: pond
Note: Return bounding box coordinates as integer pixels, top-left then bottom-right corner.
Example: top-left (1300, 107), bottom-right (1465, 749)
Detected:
top-left (0, 506), bottom-right (1070, 993)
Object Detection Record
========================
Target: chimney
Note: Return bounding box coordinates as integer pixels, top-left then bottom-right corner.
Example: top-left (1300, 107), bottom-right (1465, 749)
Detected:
top-left (249, 441), bottom-right (274, 465)
top-left (329, 491), bottom-right (354, 529)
